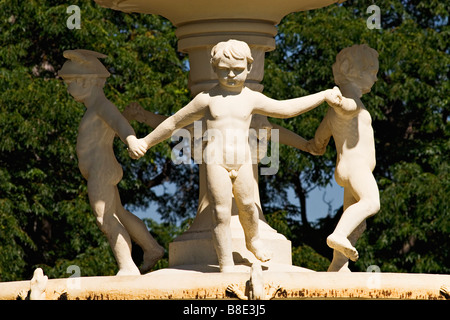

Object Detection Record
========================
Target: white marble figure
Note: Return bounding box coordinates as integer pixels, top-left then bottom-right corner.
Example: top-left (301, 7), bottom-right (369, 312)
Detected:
top-left (58, 49), bottom-right (164, 276)
top-left (302, 44), bottom-right (380, 271)
top-left (129, 39), bottom-right (343, 272)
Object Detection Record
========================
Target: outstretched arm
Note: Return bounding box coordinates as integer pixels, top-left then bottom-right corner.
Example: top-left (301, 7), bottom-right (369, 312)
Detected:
top-left (96, 99), bottom-right (147, 157)
top-left (132, 93), bottom-right (208, 158)
top-left (253, 87), bottom-right (342, 119)
top-left (306, 109), bottom-right (333, 156)
top-left (270, 122), bottom-right (310, 152)
top-left (98, 99), bottom-right (137, 142)
top-left (123, 102), bottom-right (168, 128)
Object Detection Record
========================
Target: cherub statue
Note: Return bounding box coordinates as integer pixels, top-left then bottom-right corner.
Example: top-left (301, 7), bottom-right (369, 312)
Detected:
top-left (129, 39), bottom-right (343, 272)
top-left (59, 49), bottom-right (164, 275)
top-left (301, 44), bottom-right (380, 271)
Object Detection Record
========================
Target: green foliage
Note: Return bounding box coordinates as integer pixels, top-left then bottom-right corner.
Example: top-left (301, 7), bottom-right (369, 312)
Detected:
top-left (265, 211), bottom-right (330, 270)
top-left (292, 245), bottom-right (330, 271)
top-left (37, 242), bottom-right (117, 279)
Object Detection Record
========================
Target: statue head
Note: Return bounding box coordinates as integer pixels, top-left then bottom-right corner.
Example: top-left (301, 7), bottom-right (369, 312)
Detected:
top-left (332, 44), bottom-right (379, 94)
top-left (59, 49), bottom-right (110, 102)
top-left (210, 39), bottom-right (254, 91)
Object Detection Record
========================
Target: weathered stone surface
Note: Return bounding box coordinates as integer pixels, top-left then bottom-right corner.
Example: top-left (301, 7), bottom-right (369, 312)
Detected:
top-left (1, 266), bottom-right (448, 300)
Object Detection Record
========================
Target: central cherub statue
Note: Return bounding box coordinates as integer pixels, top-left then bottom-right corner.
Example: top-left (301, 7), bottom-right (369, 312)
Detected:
top-left (130, 39), bottom-right (344, 272)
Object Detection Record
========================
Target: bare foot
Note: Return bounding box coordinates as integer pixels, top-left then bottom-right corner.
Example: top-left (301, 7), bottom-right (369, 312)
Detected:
top-left (140, 245), bottom-right (165, 274)
top-left (247, 239), bottom-right (272, 262)
top-left (116, 265), bottom-right (140, 276)
top-left (327, 233), bottom-right (359, 262)
top-left (327, 250), bottom-right (352, 272)
top-left (328, 262), bottom-right (352, 272)
top-left (220, 264), bottom-right (235, 273)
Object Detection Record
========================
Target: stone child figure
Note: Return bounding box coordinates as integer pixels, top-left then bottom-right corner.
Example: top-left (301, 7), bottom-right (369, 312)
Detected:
top-left (130, 40), bottom-right (344, 272)
top-left (305, 44), bottom-right (380, 271)
top-left (59, 49), bottom-right (164, 276)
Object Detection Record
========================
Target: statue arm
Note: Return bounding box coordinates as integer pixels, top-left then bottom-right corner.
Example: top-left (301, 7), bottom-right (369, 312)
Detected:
top-left (140, 112), bottom-right (168, 128)
top-left (253, 87), bottom-right (342, 119)
top-left (123, 102), bottom-right (168, 128)
top-left (271, 122), bottom-right (309, 152)
top-left (142, 94), bottom-right (208, 149)
top-left (332, 96), bottom-right (360, 117)
top-left (97, 99), bottom-right (137, 143)
top-left (253, 91), bottom-right (326, 118)
top-left (307, 110), bottom-right (333, 155)
top-left (96, 99), bottom-right (149, 158)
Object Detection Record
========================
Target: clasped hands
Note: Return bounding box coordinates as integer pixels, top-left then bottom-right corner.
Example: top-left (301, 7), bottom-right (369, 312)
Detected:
top-left (305, 86), bottom-right (345, 156)
top-left (324, 86), bottom-right (343, 108)
top-left (126, 135), bottom-right (147, 159)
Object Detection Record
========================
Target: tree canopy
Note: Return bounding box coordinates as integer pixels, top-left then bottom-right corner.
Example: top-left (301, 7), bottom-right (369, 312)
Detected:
top-left (0, 0), bottom-right (448, 281)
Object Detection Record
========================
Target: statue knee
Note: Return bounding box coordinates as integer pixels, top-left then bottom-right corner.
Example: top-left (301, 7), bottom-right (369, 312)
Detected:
top-left (212, 205), bottom-right (231, 226)
top-left (95, 216), bottom-right (110, 233)
top-left (239, 202), bottom-right (256, 215)
top-left (366, 198), bottom-right (380, 216)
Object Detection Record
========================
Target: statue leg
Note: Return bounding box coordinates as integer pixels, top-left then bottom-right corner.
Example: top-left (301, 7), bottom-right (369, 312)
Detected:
top-left (206, 164), bottom-right (234, 272)
top-left (233, 163), bottom-right (272, 262)
top-left (114, 187), bottom-right (164, 273)
top-left (327, 169), bottom-right (380, 262)
top-left (328, 187), bottom-right (356, 272)
top-left (87, 179), bottom-right (140, 276)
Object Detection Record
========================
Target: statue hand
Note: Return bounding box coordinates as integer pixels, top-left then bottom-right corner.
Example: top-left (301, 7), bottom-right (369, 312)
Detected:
top-left (123, 102), bottom-right (146, 122)
top-left (306, 139), bottom-right (326, 156)
top-left (324, 86), bottom-right (343, 108)
top-left (126, 136), bottom-right (147, 159)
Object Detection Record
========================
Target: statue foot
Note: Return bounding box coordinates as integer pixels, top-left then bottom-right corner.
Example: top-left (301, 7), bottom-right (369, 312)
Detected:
top-left (247, 239), bottom-right (272, 262)
top-left (220, 264), bottom-right (235, 273)
top-left (140, 245), bottom-right (165, 274)
top-left (327, 233), bottom-right (359, 262)
top-left (116, 265), bottom-right (140, 276)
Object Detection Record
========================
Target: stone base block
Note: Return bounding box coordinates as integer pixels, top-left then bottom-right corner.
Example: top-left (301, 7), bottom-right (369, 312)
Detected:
top-left (169, 237), bottom-right (292, 267)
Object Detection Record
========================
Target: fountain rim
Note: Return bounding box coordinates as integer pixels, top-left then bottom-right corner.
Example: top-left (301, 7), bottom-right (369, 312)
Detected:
top-left (93, 0), bottom-right (345, 26)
